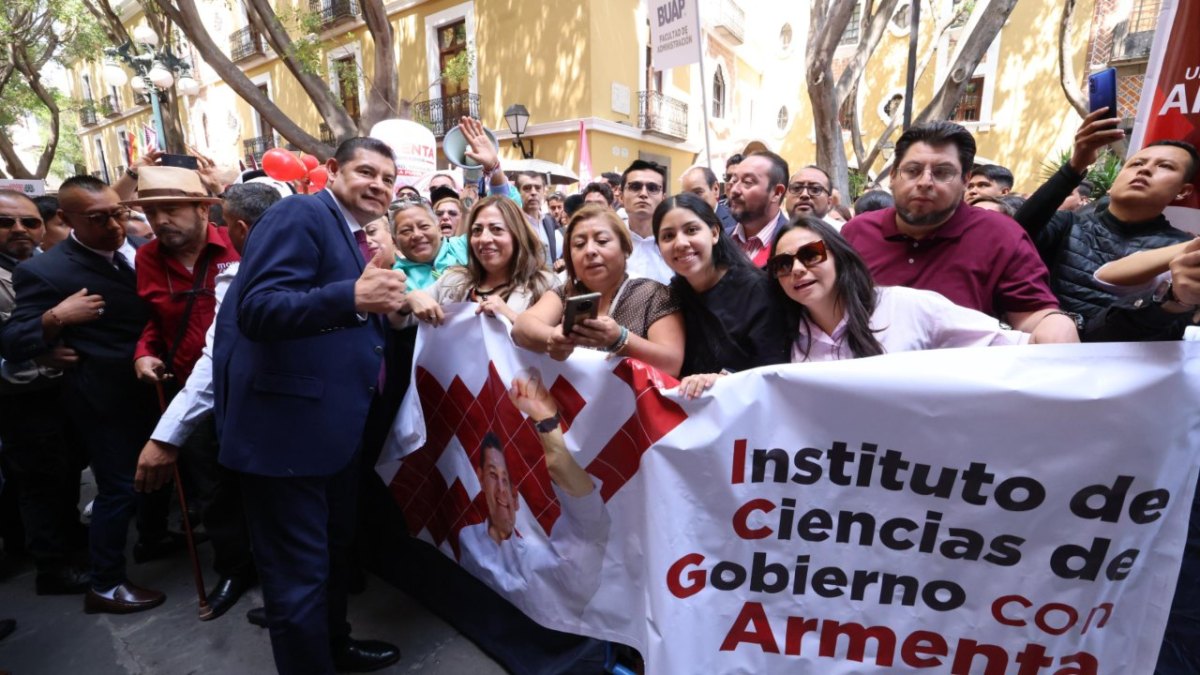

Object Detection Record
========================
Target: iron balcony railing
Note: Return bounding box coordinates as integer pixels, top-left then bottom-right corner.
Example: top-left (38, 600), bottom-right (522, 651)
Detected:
top-left (243, 135), bottom-right (275, 166)
top-left (78, 102), bottom-right (98, 127)
top-left (101, 94), bottom-right (121, 117)
top-left (412, 92), bottom-right (479, 138)
top-left (309, 0), bottom-right (359, 28)
top-left (711, 0), bottom-right (745, 44)
top-left (1111, 23), bottom-right (1154, 62)
top-left (637, 90), bottom-right (688, 140)
top-left (230, 26), bottom-right (265, 62)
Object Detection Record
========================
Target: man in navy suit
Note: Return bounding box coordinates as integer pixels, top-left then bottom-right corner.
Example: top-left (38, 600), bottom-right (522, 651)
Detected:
top-left (0, 175), bottom-right (163, 613)
top-left (214, 137), bottom-right (407, 674)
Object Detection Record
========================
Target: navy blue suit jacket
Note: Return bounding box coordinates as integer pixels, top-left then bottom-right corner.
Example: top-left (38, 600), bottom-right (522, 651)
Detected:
top-left (214, 190), bottom-right (387, 477)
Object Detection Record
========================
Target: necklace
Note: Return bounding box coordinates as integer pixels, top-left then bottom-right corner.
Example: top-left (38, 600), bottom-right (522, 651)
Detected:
top-left (473, 282), bottom-right (511, 300)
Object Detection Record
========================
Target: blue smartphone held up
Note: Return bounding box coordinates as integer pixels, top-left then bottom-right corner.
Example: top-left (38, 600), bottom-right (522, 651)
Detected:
top-left (1087, 68), bottom-right (1118, 119)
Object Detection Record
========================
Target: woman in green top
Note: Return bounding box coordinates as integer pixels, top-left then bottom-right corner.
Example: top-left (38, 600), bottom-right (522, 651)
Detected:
top-left (390, 199), bottom-right (470, 290)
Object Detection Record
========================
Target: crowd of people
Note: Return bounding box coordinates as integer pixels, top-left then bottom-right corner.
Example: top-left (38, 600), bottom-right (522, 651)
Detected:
top-left (0, 107), bottom-right (1197, 675)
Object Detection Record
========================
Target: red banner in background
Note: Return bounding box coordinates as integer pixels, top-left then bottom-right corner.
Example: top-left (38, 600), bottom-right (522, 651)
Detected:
top-left (1130, 0), bottom-right (1200, 232)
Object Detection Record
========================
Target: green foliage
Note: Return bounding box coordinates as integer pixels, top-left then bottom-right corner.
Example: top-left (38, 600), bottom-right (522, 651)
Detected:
top-left (847, 168), bottom-right (868, 200)
top-left (1042, 147), bottom-right (1125, 199)
top-left (276, 4), bottom-right (324, 75)
top-left (441, 49), bottom-right (475, 86)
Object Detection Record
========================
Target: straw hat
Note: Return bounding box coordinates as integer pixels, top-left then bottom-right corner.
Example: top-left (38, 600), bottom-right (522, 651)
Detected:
top-left (121, 166), bottom-right (221, 206)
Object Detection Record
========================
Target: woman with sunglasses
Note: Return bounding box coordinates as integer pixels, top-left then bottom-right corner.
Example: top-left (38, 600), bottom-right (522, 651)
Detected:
top-left (433, 196), bottom-right (466, 237)
top-left (513, 205), bottom-right (685, 377)
top-left (651, 193), bottom-right (789, 377)
top-left (399, 196), bottom-right (558, 325)
top-left (768, 217), bottom-right (1031, 362)
top-left (678, 216), bottom-right (1031, 397)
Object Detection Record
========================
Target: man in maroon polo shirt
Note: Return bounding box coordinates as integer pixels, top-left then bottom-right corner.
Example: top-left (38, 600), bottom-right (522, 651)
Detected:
top-left (841, 122), bottom-right (1078, 343)
top-left (124, 165), bottom-right (253, 618)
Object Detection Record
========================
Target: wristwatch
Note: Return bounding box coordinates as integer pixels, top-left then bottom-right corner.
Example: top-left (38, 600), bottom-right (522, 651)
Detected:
top-left (534, 411), bottom-right (561, 433)
top-left (1046, 310), bottom-right (1084, 331)
top-left (1153, 279), bottom-right (1195, 310)
top-left (125, 167), bottom-right (139, 180)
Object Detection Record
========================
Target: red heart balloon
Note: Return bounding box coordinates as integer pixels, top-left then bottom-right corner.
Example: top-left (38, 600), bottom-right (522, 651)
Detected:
top-left (307, 166), bottom-right (329, 191)
top-left (262, 148), bottom-right (307, 182)
top-left (300, 153), bottom-right (319, 171)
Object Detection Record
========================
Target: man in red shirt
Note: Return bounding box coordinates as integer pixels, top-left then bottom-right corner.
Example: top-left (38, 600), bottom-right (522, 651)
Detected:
top-left (123, 166), bottom-right (251, 618)
top-left (841, 122), bottom-right (1078, 343)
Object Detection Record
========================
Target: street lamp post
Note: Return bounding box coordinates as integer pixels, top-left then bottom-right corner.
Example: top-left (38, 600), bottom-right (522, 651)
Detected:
top-left (104, 26), bottom-right (199, 152)
top-left (504, 103), bottom-right (534, 159)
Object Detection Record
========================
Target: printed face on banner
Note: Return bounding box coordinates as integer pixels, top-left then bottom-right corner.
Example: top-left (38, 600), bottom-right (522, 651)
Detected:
top-left (477, 443), bottom-right (518, 541)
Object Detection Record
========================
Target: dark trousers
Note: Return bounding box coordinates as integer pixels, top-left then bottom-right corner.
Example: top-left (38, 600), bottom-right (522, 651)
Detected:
top-left (0, 388), bottom-right (87, 570)
top-left (189, 418), bottom-right (253, 579)
top-left (66, 386), bottom-right (156, 589)
top-left (241, 452), bottom-right (359, 675)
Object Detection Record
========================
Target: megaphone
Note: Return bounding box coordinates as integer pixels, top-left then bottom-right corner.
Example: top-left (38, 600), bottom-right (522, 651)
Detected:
top-left (443, 125), bottom-right (499, 169)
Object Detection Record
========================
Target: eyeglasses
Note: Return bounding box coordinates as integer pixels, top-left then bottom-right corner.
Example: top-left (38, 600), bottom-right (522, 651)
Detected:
top-left (62, 208), bottom-right (132, 226)
top-left (765, 240), bottom-right (828, 278)
top-left (897, 164), bottom-right (962, 183)
top-left (625, 181), bottom-right (663, 195)
top-left (787, 183), bottom-right (829, 196)
top-left (0, 216), bottom-right (43, 229)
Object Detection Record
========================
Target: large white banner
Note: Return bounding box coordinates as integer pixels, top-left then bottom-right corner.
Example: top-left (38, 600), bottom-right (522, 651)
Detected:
top-left (379, 306), bottom-right (1200, 673)
top-left (648, 0), bottom-right (700, 71)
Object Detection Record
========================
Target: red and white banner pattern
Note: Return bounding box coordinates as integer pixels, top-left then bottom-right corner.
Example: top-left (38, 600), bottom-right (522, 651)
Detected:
top-left (1130, 0), bottom-right (1200, 232)
top-left (378, 306), bottom-right (1200, 673)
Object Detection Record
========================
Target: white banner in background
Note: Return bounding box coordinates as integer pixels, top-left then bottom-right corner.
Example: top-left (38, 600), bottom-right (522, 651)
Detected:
top-left (378, 306), bottom-right (1200, 674)
top-left (649, 0), bottom-right (700, 71)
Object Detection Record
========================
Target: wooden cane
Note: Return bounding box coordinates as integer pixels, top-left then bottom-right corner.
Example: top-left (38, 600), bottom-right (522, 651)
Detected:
top-left (154, 380), bottom-right (213, 619)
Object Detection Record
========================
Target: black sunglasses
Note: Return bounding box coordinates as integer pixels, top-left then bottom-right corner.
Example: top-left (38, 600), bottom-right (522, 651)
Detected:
top-left (625, 181), bottom-right (663, 195)
top-left (0, 216), bottom-right (44, 229)
top-left (766, 240), bottom-right (828, 278)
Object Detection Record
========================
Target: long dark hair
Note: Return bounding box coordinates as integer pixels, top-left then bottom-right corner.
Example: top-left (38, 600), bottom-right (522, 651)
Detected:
top-left (652, 193), bottom-right (767, 370)
top-left (769, 216), bottom-right (884, 359)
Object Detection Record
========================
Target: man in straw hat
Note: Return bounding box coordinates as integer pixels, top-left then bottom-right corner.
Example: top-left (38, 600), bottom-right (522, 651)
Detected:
top-left (122, 166), bottom-right (254, 621)
top-left (0, 175), bottom-right (163, 613)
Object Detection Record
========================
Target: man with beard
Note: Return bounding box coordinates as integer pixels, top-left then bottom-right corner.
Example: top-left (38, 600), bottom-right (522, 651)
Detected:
top-left (0, 176), bottom-right (164, 612)
top-left (841, 122), bottom-right (1078, 343)
top-left (123, 166), bottom-right (252, 620)
top-left (728, 151), bottom-right (790, 266)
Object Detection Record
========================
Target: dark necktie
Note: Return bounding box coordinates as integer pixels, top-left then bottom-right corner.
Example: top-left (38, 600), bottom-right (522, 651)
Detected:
top-left (113, 250), bottom-right (136, 283)
top-left (353, 229), bottom-right (372, 264)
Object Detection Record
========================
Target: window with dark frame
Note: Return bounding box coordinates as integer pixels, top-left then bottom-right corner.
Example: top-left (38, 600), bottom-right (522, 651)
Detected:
top-left (712, 66), bottom-right (725, 119)
top-left (839, 2), bottom-right (862, 46)
top-left (951, 76), bottom-right (985, 122)
top-left (438, 19), bottom-right (468, 101)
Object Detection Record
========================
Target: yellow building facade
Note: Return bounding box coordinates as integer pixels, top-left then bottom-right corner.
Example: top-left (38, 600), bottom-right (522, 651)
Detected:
top-left (70, 0), bottom-right (1113, 195)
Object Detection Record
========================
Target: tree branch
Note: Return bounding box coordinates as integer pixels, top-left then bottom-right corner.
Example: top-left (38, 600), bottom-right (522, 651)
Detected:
top-left (154, 0), bottom-right (332, 157)
top-left (1057, 0), bottom-right (1089, 118)
top-left (916, 0), bottom-right (1019, 124)
top-left (835, 0), bottom-right (901, 109)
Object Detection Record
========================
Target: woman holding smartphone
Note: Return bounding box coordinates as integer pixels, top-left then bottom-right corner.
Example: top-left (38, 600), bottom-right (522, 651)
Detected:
top-left (652, 193), bottom-right (790, 377)
top-left (514, 206), bottom-right (685, 377)
top-left (399, 195), bottom-right (559, 324)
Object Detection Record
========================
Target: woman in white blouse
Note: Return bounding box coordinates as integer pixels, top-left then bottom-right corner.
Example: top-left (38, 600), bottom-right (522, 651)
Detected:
top-left (400, 195), bottom-right (558, 325)
top-left (766, 216), bottom-right (1030, 362)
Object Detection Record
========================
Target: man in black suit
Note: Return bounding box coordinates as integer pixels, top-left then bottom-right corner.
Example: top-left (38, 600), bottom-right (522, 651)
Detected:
top-left (0, 175), bottom-right (162, 613)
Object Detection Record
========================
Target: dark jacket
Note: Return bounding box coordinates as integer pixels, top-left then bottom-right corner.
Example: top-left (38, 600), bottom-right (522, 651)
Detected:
top-left (1015, 166), bottom-right (1191, 320)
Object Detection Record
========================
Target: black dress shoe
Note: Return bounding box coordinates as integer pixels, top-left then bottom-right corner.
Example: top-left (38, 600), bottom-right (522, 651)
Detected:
top-left (132, 532), bottom-right (188, 564)
top-left (332, 638), bottom-right (400, 672)
top-left (84, 582), bottom-right (165, 614)
top-left (246, 606), bottom-right (267, 628)
top-left (36, 567), bottom-right (91, 595)
top-left (201, 575), bottom-right (256, 621)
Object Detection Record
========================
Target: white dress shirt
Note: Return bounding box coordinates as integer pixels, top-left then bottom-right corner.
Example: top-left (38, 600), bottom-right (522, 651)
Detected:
top-left (792, 285), bottom-right (1029, 362)
top-left (150, 262), bottom-right (238, 446)
top-left (626, 230), bottom-right (674, 285)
